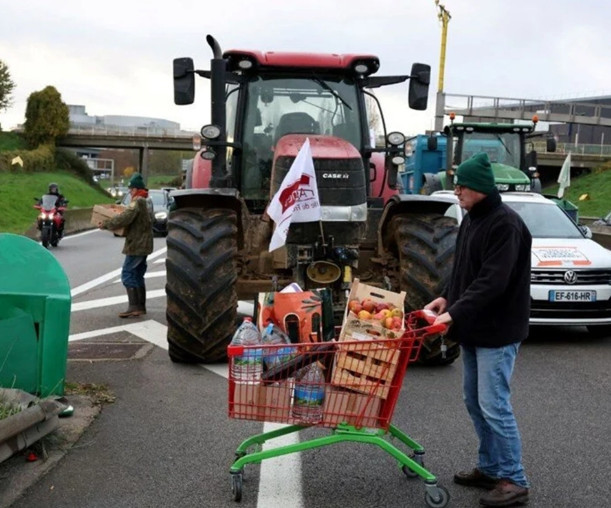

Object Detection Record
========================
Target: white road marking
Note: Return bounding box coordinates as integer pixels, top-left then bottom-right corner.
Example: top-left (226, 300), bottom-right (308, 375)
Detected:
top-left (69, 318), bottom-right (302, 507)
top-left (71, 289), bottom-right (166, 312)
top-left (62, 229), bottom-right (99, 240)
top-left (112, 270), bottom-right (166, 283)
top-left (70, 247), bottom-right (167, 297)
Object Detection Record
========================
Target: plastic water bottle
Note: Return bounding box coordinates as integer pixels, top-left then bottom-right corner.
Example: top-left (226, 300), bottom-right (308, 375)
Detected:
top-left (292, 361), bottom-right (325, 423)
top-left (230, 317), bottom-right (263, 382)
top-left (261, 322), bottom-right (294, 369)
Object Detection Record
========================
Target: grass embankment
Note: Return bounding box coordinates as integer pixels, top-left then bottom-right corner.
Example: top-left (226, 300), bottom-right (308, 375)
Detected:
top-left (542, 164), bottom-right (611, 218)
top-left (0, 171), bottom-right (115, 234)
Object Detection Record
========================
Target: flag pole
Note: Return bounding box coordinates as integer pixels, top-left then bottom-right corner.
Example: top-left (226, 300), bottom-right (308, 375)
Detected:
top-left (318, 220), bottom-right (327, 248)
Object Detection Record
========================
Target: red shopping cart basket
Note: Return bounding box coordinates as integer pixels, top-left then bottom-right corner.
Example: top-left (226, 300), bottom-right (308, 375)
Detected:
top-left (227, 310), bottom-right (450, 507)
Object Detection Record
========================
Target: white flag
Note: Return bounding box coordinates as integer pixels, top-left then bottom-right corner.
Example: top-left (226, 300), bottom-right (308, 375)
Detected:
top-left (267, 138), bottom-right (321, 252)
top-left (557, 151), bottom-right (571, 198)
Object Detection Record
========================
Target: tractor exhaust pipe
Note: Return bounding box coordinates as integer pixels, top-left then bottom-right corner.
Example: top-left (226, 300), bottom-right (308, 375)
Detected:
top-left (206, 35), bottom-right (228, 187)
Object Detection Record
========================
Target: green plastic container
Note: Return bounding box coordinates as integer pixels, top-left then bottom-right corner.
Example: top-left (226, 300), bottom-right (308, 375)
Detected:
top-left (0, 234), bottom-right (71, 396)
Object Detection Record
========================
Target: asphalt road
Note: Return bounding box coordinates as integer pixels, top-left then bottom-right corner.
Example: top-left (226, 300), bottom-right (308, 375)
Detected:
top-left (9, 230), bottom-right (611, 507)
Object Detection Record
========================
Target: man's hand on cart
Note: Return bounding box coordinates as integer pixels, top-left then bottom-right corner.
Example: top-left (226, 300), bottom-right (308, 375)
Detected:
top-left (423, 298), bottom-right (453, 332)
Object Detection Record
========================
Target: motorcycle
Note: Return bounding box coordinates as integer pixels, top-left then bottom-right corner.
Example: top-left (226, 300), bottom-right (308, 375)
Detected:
top-left (33, 194), bottom-right (68, 248)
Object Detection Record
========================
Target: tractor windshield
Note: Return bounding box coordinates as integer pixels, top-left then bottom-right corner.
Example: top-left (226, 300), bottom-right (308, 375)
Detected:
top-left (240, 76), bottom-right (361, 202)
top-left (458, 132), bottom-right (522, 168)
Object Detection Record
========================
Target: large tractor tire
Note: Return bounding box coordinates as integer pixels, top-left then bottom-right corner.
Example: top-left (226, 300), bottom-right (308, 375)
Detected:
top-left (390, 213), bottom-right (460, 366)
top-left (165, 207), bottom-right (239, 363)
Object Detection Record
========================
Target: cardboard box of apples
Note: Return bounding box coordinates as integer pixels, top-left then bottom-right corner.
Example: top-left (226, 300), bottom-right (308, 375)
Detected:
top-left (339, 279), bottom-right (406, 341)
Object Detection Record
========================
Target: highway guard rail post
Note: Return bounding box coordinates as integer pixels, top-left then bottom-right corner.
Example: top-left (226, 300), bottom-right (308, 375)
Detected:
top-left (0, 233), bottom-right (71, 396)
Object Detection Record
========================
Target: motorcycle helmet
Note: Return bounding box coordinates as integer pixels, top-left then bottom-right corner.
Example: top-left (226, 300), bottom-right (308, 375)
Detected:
top-left (48, 183), bottom-right (59, 195)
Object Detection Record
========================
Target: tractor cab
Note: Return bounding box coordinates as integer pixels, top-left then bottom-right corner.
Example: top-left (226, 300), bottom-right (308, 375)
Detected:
top-left (444, 121), bottom-right (539, 192)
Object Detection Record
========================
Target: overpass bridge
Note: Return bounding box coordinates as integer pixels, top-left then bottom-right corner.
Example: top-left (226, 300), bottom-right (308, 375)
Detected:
top-left (57, 125), bottom-right (198, 180)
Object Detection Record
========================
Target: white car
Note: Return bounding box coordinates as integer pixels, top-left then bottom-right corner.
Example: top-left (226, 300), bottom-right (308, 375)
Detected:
top-left (435, 191), bottom-right (611, 336)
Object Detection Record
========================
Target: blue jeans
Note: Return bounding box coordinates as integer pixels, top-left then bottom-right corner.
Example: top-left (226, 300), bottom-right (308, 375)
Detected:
top-left (462, 344), bottom-right (529, 488)
top-left (121, 255), bottom-right (147, 288)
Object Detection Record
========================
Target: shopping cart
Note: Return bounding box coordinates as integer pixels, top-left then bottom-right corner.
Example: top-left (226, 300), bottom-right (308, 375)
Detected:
top-left (227, 310), bottom-right (450, 507)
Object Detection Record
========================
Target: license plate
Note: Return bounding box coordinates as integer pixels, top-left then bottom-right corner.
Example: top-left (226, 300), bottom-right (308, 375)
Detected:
top-left (549, 290), bottom-right (597, 302)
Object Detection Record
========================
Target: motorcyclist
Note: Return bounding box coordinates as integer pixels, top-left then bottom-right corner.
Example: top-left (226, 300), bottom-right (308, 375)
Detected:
top-left (47, 183), bottom-right (67, 208)
top-left (45, 182), bottom-right (67, 237)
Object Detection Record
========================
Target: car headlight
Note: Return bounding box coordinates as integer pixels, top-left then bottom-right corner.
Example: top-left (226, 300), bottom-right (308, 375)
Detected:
top-left (155, 211), bottom-right (168, 220)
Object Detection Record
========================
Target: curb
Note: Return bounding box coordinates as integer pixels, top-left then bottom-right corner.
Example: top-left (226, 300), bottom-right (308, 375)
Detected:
top-left (0, 395), bottom-right (100, 507)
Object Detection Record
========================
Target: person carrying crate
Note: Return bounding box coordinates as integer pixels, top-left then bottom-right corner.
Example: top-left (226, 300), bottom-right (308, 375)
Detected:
top-left (425, 152), bottom-right (531, 507)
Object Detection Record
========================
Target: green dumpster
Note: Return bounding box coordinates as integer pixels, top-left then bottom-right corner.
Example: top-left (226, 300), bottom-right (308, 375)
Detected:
top-left (0, 233), bottom-right (71, 397)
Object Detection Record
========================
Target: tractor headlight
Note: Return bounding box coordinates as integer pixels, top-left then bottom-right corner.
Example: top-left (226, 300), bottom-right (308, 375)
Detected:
top-left (387, 131), bottom-right (405, 146)
top-left (515, 185), bottom-right (530, 192)
top-left (496, 184), bottom-right (510, 191)
top-left (201, 149), bottom-right (216, 161)
top-left (155, 211), bottom-right (168, 220)
top-left (391, 155), bottom-right (405, 166)
top-left (200, 124), bottom-right (222, 140)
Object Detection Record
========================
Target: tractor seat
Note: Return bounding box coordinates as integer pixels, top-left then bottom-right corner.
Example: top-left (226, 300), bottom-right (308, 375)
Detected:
top-left (274, 112), bottom-right (319, 144)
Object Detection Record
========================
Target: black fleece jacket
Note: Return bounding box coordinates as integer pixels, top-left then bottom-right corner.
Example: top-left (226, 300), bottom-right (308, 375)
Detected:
top-left (444, 190), bottom-right (532, 347)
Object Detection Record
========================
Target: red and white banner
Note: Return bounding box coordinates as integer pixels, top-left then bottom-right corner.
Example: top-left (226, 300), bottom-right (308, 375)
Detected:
top-left (267, 138), bottom-right (321, 252)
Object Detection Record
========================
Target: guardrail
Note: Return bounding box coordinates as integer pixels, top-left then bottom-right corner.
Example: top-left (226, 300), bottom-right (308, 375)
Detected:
top-left (66, 125), bottom-right (199, 138)
top-left (532, 141), bottom-right (611, 157)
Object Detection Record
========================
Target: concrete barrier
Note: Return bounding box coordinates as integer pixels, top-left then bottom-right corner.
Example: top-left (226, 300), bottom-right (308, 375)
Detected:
top-left (24, 207), bottom-right (96, 240)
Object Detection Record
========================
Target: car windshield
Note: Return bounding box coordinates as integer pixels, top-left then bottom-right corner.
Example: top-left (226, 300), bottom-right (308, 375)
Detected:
top-left (504, 202), bottom-right (583, 239)
top-left (122, 191), bottom-right (166, 208)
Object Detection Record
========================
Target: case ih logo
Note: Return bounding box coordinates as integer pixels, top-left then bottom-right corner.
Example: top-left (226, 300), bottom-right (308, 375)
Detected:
top-left (563, 270), bottom-right (577, 284)
top-left (322, 173), bottom-right (349, 179)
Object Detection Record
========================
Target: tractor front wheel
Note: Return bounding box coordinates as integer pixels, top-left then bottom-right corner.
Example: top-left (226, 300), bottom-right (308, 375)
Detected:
top-left (389, 213), bottom-right (460, 366)
top-left (165, 207), bottom-right (239, 363)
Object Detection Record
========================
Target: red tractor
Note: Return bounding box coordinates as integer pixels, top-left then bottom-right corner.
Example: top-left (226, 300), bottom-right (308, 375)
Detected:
top-left (168, 35), bottom-right (459, 365)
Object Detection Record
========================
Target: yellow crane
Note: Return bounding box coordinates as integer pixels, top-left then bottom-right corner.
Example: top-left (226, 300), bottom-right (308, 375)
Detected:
top-left (434, 0), bottom-right (452, 93)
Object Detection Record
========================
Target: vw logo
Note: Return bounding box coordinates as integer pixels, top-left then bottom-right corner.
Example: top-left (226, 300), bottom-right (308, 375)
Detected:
top-left (563, 270), bottom-right (577, 284)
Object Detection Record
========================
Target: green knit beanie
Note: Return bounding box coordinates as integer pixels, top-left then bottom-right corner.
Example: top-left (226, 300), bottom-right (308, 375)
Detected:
top-left (455, 152), bottom-right (496, 195)
top-left (128, 173), bottom-right (146, 190)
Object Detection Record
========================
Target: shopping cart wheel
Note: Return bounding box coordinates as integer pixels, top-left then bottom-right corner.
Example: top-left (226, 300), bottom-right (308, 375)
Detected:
top-left (402, 452), bottom-right (424, 478)
top-left (424, 485), bottom-right (449, 507)
top-left (231, 473), bottom-right (243, 502)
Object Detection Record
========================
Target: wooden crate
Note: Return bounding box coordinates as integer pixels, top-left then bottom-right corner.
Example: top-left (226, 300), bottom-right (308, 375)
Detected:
top-left (331, 340), bottom-right (401, 400)
top-left (339, 279), bottom-right (406, 341)
top-left (91, 204), bottom-right (126, 236)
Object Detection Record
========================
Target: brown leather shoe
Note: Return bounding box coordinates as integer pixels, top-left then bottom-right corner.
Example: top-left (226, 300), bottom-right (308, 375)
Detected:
top-left (454, 468), bottom-right (498, 489)
top-left (479, 479), bottom-right (529, 506)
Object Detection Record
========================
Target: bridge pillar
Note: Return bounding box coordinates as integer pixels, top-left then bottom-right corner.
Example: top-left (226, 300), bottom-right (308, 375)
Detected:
top-left (434, 91), bottom-right (445, 132)
top-left (138, 146), bottom-right (150, 184)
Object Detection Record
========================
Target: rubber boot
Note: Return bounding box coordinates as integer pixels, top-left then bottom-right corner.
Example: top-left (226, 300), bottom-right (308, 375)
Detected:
top-left (137, 285), bottom-right (147, 314)
top-left (118, 287), bottom-right (144, 318)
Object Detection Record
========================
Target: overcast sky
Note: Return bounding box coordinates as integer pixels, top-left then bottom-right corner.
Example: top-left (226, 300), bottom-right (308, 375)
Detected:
top-left (1, 1), bottom-right (609, 135)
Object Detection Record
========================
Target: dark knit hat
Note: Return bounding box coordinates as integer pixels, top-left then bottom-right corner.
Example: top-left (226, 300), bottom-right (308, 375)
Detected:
top-left (455, 152), bottom-right (496, 195)
top-left (128, 173), bottom-right (146, 189)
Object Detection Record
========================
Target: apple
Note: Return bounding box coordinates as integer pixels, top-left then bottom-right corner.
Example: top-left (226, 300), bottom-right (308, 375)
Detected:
top-left (361, 299), bottom-right (376, 313)
top-left (392, 316), bottom-right (403, 330)
top-left (373, 311), bottom-right (387, 321)
top-left (391, 308), bottom-right (403, 318)
top-left (348, 299), bottom-right (362, 315)
top-left (375, 302), bottom-right (389, 312)
top-left (358, 310), bottom-right (372, 320)
top-left (384, 316), bottom-right (394, 329)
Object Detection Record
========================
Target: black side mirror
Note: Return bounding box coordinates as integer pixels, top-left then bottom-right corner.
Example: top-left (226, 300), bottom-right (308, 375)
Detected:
top-left (525, 150), bottom-right (538, 169)
top-left (546, 137), bottom-right (557, 153)
top-left (408, 63), bottom-right (430, 111)
top-left (427, 135), bottom-right (438, 151)
top-left (173, 58), bottom-right (195, 105)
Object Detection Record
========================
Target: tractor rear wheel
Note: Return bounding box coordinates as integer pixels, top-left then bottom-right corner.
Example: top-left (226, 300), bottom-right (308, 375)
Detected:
top-left (165, 207), bottom-right (239, 363)
top-left (390, 213), bottom-right (460, 365)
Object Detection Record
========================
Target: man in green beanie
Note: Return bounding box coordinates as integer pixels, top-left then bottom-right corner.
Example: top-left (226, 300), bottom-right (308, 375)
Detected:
top-left (425, 152), bottom-right (532, 506)
top-left (98, 173), bottom-right (153, 318)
